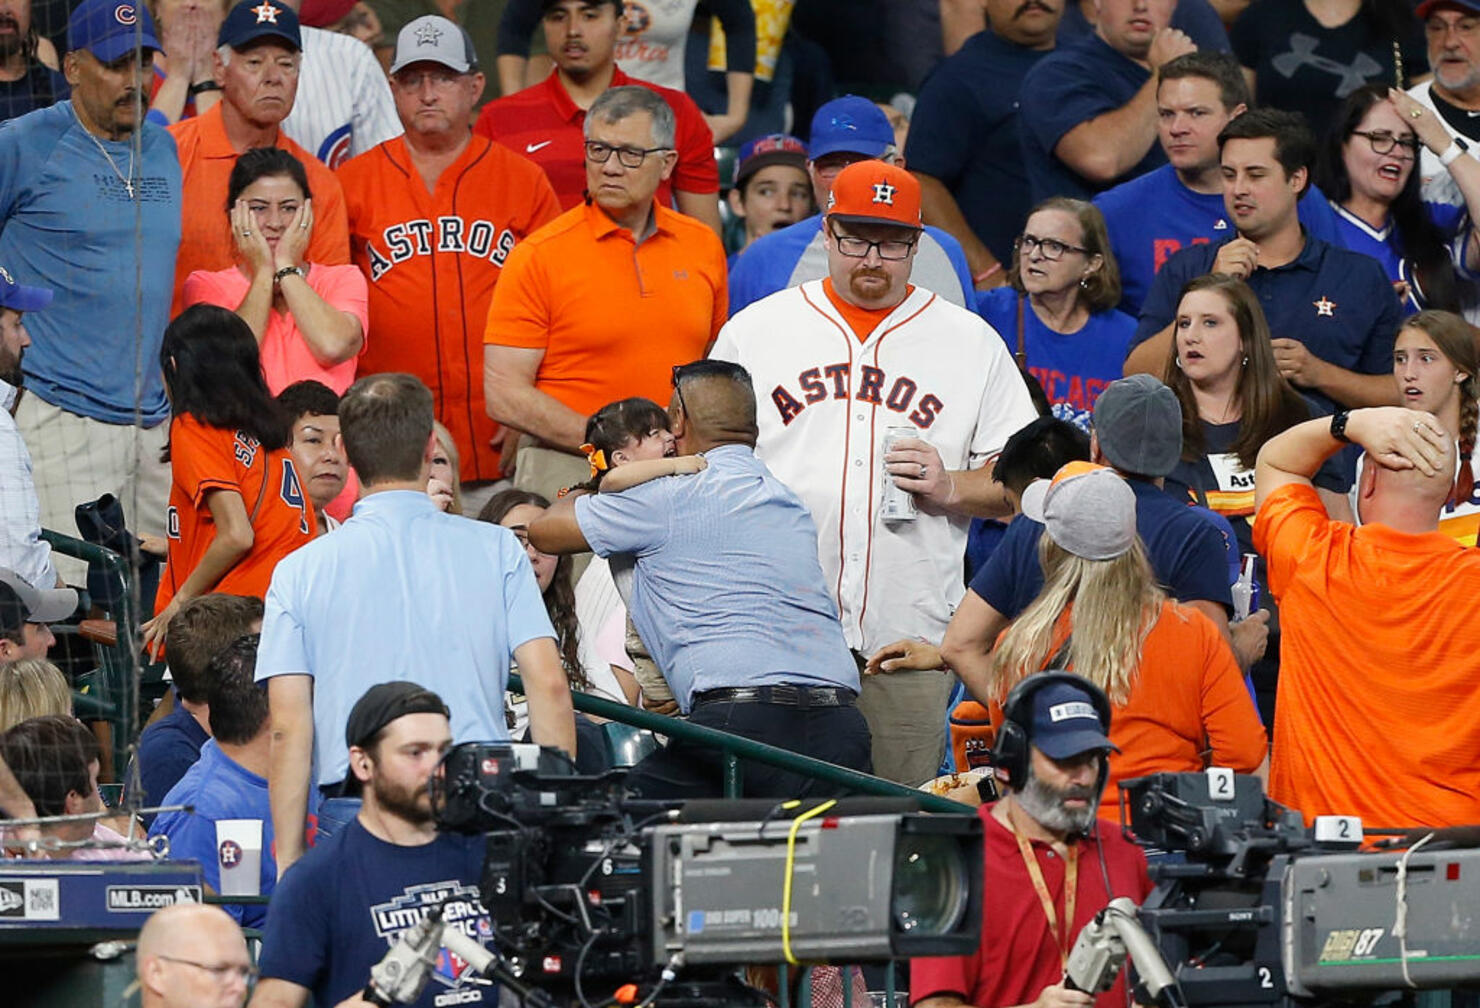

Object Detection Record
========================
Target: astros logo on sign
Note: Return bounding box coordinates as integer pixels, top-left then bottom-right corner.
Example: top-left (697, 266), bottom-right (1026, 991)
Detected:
top-left (114, 4), bottom-right (137, 25)
top-left (872, 182), bottom-right (896, 206)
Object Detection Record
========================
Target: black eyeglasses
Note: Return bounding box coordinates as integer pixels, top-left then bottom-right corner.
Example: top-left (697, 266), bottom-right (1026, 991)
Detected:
top-left (1014, 233), bottom-right (1089, 262)
top-left (828, 225), bottom-right (917, 260)
top-left (1350, 129), bottom-right (1419, 156)
top-left (156, 955), bottom-right (258, 984)
top-left (584, 141), bottom-right (671, 169)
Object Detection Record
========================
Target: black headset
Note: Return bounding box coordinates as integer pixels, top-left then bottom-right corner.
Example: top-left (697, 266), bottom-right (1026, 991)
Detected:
top-left (991, 671), bottom-right (1114, 792)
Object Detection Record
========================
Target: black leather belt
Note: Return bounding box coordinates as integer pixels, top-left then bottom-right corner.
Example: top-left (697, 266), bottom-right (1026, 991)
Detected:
top-left (691, 685), bottom-right (856, 708)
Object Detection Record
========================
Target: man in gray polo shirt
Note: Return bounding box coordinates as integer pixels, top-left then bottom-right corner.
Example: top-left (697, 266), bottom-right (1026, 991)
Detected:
top-left (529, 359), bottom-right (871, 799)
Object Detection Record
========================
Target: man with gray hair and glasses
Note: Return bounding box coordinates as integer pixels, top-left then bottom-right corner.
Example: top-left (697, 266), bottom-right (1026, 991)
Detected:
top-left (483, 84), bottom-right (727, 504)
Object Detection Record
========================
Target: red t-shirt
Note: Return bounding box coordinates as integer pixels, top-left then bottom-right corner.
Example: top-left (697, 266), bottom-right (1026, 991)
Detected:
top-left (473, 67), bottom-right (719, 210)
top-left (911, 804), bottom-right (1151, 1008)
top-left (156, 415), bottom-right (315, 614)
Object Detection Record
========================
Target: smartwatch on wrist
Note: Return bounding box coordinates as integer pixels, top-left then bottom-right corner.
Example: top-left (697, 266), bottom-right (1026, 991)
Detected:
top-left (273, 265), bottom-right (306, 285)
top-left (1330, 410), bottom-right (1352, 443)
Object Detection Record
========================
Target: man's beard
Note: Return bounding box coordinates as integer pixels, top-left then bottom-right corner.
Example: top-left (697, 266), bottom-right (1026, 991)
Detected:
top-left (0, 348), bottom-right (22, 389)
top-left (1015, 760), bottom-right (1100, 836)
top-left (0, 18), bottom-right (23, 61)
top-left (370, 769), bottom-right (433, 825)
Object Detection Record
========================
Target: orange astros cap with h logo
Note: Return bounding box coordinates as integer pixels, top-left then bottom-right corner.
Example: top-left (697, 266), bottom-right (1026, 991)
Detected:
top-left (825, 160), bottom-right (922, 231)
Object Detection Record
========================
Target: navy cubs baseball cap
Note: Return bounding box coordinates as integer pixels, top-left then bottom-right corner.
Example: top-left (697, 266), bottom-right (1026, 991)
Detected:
top-left (68, 0), bottom-right (159, 62)
top-left (733, 134), bottom-right (808, 188)
top-left (219, 0), bottom-right (301, 51)
top-left (390, 15), bottom-right (478, 75)
top-left (0, 266), bottom-right (51, 313)
top-left (809, 95), bottom-right (896, 160)
top-left (1028, 678), bottom-right (1116, 760)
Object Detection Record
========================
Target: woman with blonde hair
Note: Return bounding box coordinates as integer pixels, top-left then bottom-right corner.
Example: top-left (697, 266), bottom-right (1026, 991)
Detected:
top-left (0, 659), bottom-right (70, 733)
top-left (945, 462), bottom-right (1266, 817)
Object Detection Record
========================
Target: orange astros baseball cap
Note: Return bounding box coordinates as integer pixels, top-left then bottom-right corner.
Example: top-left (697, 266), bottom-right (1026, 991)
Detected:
top-left (825, 160), bottom-right (922, 231)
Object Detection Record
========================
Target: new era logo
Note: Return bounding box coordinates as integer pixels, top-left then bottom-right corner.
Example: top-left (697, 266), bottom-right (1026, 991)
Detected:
top-left (1049, 701), bottom-right (1097, 722)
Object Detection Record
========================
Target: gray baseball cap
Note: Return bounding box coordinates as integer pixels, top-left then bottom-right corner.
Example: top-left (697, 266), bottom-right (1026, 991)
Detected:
top-left (1092, 374), bottom-right (1183, 478)
top-left (0, 567), bottom-right (77, 626)
top-left (390, 15), bottom-right (477, 75)
top-left (1020, 462), bottom-right (1136, 561)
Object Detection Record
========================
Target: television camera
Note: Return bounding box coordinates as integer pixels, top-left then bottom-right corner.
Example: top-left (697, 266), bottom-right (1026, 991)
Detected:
top-left (364, 742), bottom-right (984, 1008)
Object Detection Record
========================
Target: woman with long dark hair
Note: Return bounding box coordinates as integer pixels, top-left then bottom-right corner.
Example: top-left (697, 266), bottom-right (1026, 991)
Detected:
top-left (1315, 84), bottom-right (1480, 314)
top-left (142, 305), bottom-right (314, 656)
top-left (183, 147), bottom-right (366, 394)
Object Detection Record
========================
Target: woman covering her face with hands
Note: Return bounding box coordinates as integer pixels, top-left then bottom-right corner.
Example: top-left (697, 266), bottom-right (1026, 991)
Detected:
top-left (182, 147), bottom-right (367, 395)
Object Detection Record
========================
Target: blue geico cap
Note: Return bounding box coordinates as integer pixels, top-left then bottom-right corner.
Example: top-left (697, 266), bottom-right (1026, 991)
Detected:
top-left (1029, 679), bottom-right (1116, 760)
top-left (68, 0), bottom-right (159, 62)
top-left (0, 266), bottom-right (52, 313)
top-left (808, 95), bottom-right (895, 160)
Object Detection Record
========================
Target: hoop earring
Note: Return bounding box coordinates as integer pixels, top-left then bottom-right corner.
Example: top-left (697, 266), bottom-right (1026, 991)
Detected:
top-left (1175, 357), bottom-right (1184, 370)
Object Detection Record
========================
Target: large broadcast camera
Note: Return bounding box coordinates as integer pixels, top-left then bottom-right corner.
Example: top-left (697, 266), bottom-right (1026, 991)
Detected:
top-left (375, 742), bottom-right (983, 1008)
top-left (1120, 772), bottom-right (1480, 1008)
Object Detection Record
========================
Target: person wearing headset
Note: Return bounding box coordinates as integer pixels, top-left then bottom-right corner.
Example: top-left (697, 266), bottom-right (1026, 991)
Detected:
top-left (911, 672), bottom-right (1152, 1008)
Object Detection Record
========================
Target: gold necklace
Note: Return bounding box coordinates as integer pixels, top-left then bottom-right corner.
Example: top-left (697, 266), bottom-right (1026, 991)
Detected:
top-left (73, 105), bottom-right (135, 199)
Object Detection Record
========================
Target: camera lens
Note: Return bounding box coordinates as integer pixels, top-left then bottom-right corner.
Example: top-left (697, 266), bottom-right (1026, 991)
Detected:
top-left (891, 833), bottom-right (970, 935)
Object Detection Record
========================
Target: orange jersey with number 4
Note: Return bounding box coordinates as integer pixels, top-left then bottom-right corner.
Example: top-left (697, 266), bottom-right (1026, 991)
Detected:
top-left (156, 415), bottom-right (315, 614)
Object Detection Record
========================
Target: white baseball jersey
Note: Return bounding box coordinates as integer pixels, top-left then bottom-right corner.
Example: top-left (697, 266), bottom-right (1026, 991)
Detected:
top-left (710, 279), bottom-right (1037, 654)
top-left (282, 26), bottom-right (403, 170)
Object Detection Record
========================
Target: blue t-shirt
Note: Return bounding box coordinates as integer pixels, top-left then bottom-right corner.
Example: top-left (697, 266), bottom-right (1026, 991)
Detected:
top-left (1133, 234), bottom-right (1404, 416)
top-left (1094, 165), bottom-right (1340, 315)
top-left (151, 740), bottom-right (318, 929)
top-left (575, 444), bottom-right (859, 711)
top-left (976, 287), bottom-right (1135, 431)
top-left (1057, 0), bottom-right (1230, 51)
top-left (131, 702), bottom-right (208, 827)
top-left (258, 818), bottom-right (495, 1008)
top-left (970, 478), bottom-right (1234, 618)
top-left (0, 101), bottom-right (180, 425)
top-left (905, 30), bottom-right (1053, 265)
top-left (727, 213), bottom-right (974, 316)
top-left (1327, 200), bottom-right (1467, 315)
top-left (1018, 33), bottom-right (1165, 203)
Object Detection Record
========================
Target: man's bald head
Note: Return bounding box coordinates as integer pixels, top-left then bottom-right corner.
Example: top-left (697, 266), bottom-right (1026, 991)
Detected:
top-left (137, 902), bottom-right (251, 1007)
top-left (670, 360), bottom-right (759, 451)
top-left (1361, 436), bottom-right (1458, 534)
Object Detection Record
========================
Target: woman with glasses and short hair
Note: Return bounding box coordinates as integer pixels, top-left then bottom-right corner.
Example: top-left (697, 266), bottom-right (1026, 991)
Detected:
top-left (975, 198), bottom-right (1136, 432)
top-left (1315, 84), bottom-right (1480, 315)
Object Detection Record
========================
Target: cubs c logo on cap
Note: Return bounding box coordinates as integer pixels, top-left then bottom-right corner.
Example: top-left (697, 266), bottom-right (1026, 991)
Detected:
top-left (114, 4), bottom-right (137, 25)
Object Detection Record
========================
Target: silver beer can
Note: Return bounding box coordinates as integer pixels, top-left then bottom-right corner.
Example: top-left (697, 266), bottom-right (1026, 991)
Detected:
top-left (880, 426), bottom-right (918, 522)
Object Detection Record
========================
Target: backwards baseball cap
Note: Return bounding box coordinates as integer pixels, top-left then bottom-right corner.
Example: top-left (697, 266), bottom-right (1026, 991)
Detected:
top-left (1020, 461), bottom-right (1136, 561)
top-left (0, 568), bottom-right (78, 630)
top-left (68, 0), bottom-right (159, 62)
top-left (825, 160), bottom-right (922, 230)
top-left (0, 265), bottom-right (51, 313)
top-left (1416, 0), bottom-right (1480, 18)
top-left (808, 95), bottom-right (895, 160)
top-left (345, 681), bottom-right (450, 750)
top-left (219, 0), bottom-right (301, 52)
top-left (390, 15), bottom-right (477, 75)
top-left (1027, 677), bottom-right (1116, 760)
top-left (1093, 374), bottom-right (1183, 477)
top-left (733, 133), bottom-right (808, 189)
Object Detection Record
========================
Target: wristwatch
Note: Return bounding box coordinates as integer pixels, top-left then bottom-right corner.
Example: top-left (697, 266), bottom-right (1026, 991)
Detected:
top-left (1330, 410), bottom-right (1352, 444)
top-left (188, 81), bottom-right (222, 96)
top-left (273, 265), bottom-right (306, 285)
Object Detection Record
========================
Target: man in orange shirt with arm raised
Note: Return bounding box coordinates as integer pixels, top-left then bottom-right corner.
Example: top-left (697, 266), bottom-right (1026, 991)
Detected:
top-left (1253, 405), bottom-right (1480, 828)
top-left (169, 0), bottom-right (348, 315)
top-left (483, 84), bottom-right (726, 504)
top-left (338, 16), bottom-right (560, 493)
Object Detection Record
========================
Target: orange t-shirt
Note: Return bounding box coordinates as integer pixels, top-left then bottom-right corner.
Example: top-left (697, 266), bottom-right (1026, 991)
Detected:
top-left (337, 135), bottom-right (562, 481)
top-left (821, 277), bottom-right (917, 342)
top-left (155, 415), bottom-right (314, 615)
top-left (168, 105), bottom-right (351, 316)
top-left (991, 600), bottom-right (1267, 820)
top-left (1254, 483), bottom-right (1480, 828)
top-left (483, 200), bottom-right (728, 421)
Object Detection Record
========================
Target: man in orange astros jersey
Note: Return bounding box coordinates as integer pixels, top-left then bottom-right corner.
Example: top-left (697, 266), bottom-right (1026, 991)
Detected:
top-left (337, 15), bottom-right (560, 488)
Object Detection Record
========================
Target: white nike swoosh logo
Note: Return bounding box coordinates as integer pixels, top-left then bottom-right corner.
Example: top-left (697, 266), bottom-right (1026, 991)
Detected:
top-left (525, 141), bottom-right (552, 153)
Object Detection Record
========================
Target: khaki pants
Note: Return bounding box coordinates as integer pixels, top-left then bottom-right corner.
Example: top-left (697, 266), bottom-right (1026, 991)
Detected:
top-left (856, 667), bottom-right (956, 787)
top-left (17, 394), bottom-right (169, 584)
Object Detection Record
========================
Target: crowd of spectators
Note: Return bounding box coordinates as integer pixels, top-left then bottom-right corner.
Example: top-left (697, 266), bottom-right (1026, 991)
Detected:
top-left (2, 0), bottom-right (1480, 1006)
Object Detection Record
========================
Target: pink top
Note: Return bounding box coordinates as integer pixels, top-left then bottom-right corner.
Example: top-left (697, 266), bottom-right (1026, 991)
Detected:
top-left (70, 822), bottom-right (152, 862)
top-left (182, 263), bottom-right (369, 395)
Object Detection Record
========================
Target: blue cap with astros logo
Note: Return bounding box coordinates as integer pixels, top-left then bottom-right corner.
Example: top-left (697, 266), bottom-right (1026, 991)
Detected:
top-left (219, 0), bottom-right (302, 51)
top-left (68, 0), bottom-right (160, 62)
top-left (0, 266), bottom-right (51, 313)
